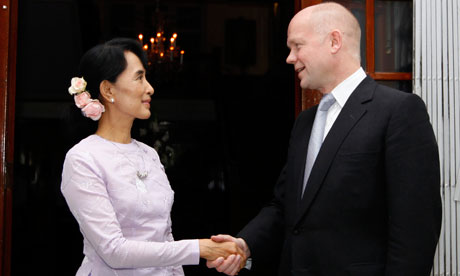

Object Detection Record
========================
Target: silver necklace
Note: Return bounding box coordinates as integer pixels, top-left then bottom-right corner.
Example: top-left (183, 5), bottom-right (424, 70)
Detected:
top-left (107, 139), bottom-right (148, 180)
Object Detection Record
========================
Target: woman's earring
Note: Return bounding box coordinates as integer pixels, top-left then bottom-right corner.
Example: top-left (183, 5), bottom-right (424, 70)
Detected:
top-left (111, 98), bottom-right (115, 103)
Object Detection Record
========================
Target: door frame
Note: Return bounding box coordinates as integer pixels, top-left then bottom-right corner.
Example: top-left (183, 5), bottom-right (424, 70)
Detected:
top-left (0, 0), bottom-right (18, 275)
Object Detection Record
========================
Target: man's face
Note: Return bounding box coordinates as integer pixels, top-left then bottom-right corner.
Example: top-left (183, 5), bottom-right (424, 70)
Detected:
top-left (286, 16), bottom-right (330, 91)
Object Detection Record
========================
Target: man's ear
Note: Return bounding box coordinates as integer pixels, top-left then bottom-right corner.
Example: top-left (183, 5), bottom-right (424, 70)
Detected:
top-left (330, 29), bottom-right (342, 54)
top-left (99, 80), bottom-right (114, 103)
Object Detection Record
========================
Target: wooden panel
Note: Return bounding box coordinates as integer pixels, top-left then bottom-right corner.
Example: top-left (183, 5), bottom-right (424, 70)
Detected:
top-left (294, 75), bottom-right (302, 117)
top-left (366, 0), bottom-right (374, 73)
top-left (0, 0), bottom-right (10, 272)
top-left (0, 0), bottom-right (16, 274)
top-left (301, 0), bottom-right (322, 7)
top-left (302, 89), bottom-right (322, 110)
top-left (369, 72), bottom-right (412, 80)
top-left (4, 0), bottom-right (17, 276)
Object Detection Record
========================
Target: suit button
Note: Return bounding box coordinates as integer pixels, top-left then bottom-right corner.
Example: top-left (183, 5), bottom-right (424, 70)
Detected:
top-left (293, 229), bottom-right (299, 235)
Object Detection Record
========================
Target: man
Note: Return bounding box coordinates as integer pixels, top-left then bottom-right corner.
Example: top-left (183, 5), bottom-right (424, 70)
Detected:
top-left (208, 2), bottom-right (442, 276)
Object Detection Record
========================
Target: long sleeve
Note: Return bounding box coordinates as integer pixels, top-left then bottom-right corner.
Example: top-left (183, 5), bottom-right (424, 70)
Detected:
top-left (384, 94), bottom-right (442, 275)
top-left (61, 150), bottom-right (200, 269)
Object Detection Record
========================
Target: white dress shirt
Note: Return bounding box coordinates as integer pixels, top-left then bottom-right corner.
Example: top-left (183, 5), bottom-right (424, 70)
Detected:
top-left (322, 67), bottom-right (367, 140)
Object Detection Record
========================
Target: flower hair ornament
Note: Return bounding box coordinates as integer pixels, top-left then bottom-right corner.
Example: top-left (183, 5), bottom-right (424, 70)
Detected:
top-left (68, 77), bottom-right (105, 121)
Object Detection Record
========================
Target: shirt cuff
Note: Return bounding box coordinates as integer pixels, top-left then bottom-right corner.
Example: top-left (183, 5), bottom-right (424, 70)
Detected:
top-left (244, 257), bottom-right (252, 270)
top-left (176, 239), bottom-right (200, 265)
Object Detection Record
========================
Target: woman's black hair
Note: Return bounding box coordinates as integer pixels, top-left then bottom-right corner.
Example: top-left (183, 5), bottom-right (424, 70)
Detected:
top-left (78, 37), bottom-right (148, 99)
top-left (64, 37), bottom-right (148, 145)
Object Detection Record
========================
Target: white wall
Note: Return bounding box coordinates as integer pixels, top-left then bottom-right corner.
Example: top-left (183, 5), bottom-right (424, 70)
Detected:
top-left (413, 0), bottom-right (460, 275)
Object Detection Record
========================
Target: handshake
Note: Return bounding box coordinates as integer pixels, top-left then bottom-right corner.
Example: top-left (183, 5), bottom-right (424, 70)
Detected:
top-left (199, 234), bottom-right (250, 275)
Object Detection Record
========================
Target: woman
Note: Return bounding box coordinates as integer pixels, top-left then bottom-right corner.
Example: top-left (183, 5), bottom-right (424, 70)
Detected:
top-left (61, 38), bottom-right (244, 276)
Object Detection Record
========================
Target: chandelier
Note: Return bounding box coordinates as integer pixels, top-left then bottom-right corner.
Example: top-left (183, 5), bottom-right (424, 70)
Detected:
top-left (138, 32), bottom-right (184, 67)
top-left (137, 0), bottom-right (185, 75)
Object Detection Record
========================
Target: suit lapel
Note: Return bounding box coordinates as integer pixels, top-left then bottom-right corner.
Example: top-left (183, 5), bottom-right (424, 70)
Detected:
top-left (294, 77), bottom-right (376, 227)
top-left (293, 106), bottom-right (317, 209)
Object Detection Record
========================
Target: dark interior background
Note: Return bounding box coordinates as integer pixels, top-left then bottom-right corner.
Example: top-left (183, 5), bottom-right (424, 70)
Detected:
top-left (12, 0), bottom-right (295, 275)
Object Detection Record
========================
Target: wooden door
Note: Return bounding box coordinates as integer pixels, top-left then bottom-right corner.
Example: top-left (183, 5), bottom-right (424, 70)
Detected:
top-left (0, 0), bottom-right (17, 275)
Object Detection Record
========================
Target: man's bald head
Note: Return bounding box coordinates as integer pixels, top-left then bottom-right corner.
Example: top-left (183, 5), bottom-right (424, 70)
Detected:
top-left (294, 2), bottom-right (361, 61)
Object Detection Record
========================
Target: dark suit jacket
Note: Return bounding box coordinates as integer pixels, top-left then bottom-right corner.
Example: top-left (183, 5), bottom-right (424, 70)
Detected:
top-left (239, 77), bottom-right (442, 276)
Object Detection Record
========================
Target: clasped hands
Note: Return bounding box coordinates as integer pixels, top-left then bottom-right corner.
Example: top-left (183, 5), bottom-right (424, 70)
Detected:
top-left (199, 234), bottom-right (250, 275)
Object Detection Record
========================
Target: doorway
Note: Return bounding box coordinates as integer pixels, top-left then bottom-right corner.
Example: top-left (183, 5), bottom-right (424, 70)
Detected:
top-left (10, 1), bottom-right (294, 275)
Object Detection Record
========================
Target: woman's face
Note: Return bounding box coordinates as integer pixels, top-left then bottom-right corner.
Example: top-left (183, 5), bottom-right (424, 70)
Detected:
top-left (110, 51), bottom-right (154, 120)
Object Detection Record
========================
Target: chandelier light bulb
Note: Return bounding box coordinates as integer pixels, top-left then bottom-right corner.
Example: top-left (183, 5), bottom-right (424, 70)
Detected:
top-left (138, 26), bottom-right (184, 67)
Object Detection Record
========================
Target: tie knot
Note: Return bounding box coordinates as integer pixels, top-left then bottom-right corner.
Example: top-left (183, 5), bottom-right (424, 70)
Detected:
top-left (318, 93), bottom-right (336, 111)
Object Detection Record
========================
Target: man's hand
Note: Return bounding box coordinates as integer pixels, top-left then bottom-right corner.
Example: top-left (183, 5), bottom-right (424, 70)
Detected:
top-left (199, 239), bottom-right (245, 261)
top-left (206, 234), bottom-right (250, 275)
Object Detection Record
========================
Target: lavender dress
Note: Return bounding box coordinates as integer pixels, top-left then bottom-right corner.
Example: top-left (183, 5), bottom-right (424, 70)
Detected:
top-left (61, 135), bottom-right (199, 276)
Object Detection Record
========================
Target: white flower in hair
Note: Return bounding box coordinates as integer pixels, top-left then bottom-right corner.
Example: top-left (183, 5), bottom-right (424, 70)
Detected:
top-left (67, 76), bottom-right (105, 121)
top-left (68, 77), bottom-right (87, 95)
top-left (74, 91), bottom-right (92, 108)
top-left (82, 100), bottom-right (105, 121)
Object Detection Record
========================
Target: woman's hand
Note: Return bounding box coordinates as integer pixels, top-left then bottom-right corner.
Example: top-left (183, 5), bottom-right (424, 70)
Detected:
top-left (199, 239), bottom-right (246, 262)
top-left (206, 235), bottom-right (250, 275)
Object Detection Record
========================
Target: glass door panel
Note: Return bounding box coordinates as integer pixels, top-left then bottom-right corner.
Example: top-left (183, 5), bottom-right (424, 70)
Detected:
top-left (374, 0), bottom-right (412, 72)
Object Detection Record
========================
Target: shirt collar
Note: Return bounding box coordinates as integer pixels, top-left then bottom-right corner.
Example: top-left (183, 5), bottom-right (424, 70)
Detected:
top-left (330, 67), bottom-right (366, 108)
